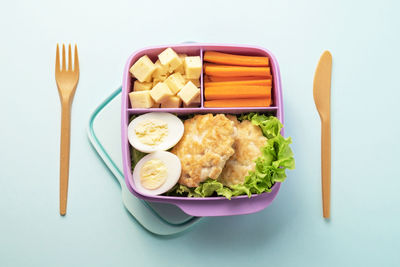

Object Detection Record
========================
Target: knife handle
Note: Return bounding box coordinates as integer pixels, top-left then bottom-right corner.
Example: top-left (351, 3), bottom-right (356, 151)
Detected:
top-left (321, 119), bottom-right (331, 218)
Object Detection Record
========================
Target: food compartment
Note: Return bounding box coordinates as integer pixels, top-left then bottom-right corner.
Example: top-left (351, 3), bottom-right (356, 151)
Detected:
top-left (201, 46), bottom-right (278, 109)
top-left (124, 108), bottom-right (279, 198)
top-left (125, 46), bottom-right (203, 110)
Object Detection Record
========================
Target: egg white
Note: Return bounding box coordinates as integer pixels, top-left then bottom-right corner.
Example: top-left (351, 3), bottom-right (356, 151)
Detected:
top-left (128, 112), bottom-right (184, 153)
top-left (132, 151), bottom-right (181, 196)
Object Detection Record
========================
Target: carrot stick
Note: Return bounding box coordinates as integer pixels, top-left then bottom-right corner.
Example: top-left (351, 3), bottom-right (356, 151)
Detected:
top-left (205, 75), bottom-right (271, 82)
top-left (204, 64), bottom-right (271, 77)
top-left (204, 98), bottom-right (272, 107)
top-left (204, 51), bottom-right (269, 67)
top-left (204, 75), bottom-right (212, 82)
top-left (205, 85), bottom-right (271, 100)
top-left (205, 79), bottom-right (272, 87)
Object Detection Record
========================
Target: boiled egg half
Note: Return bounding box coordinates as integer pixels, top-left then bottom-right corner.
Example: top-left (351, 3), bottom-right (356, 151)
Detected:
top-left (128, 112), bottom-right (184, 153)
top-left (132, 151), bottom-right (181, 196)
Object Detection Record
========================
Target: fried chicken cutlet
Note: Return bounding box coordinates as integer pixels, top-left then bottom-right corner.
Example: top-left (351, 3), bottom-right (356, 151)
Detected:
top-left (219, 115), bottom-right (268, 187)
top-left (171, 114), bottom-right (236, 188)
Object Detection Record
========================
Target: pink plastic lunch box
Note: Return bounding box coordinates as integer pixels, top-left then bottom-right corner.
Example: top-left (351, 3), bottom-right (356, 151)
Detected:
top-left (121, 43), bottom-right (284, 216)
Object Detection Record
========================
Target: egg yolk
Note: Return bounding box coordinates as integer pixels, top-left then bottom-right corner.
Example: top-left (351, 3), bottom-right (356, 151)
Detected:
top-left (134, 119), bottom-right (168, 146)
top-left (140, 159), bottom-right (167, 190)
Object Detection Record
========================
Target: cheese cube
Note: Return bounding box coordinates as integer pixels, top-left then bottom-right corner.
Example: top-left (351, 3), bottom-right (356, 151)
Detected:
top-left (129, 55), bottom-right (156, 82)
top-left (175, 59), bottom-right (184, 74)
top-left (192, 94), bottom-right (201, 104)
top-left (184, 76), bottom-right (200, 87)
top-left (129, 91), bottom-right (154, 108)
top-left (183, 94), bottom-right (200, 107)
top-left (153, 75), bottom-right (168, 86)
top-left (152, 59), bottom-right (169, 79)
top-left (133, 81), bottom-right (152, 91)
top-left (150, 82), bottom-right (173, 103)
top-left (158, 48), bottom-right (181, 73)
top-left (184, 56), bottom-right (202, 79)
top-left (175, 54), bottom-right (187, 74)
top-left (164, 72), bottom-right (185, 94)
top-left (161, 96), bottom-right (181, 108)
top-left (189, 79), bottom-right (200, 88)
top-left (177, 81), bottom-right (200, 105)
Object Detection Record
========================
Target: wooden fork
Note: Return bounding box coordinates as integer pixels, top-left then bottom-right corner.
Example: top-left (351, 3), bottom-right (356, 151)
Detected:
top-left (55, 44), bottom-right (79, 215)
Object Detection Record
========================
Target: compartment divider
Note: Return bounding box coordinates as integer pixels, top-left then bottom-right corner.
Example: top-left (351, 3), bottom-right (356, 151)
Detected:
top-left (200, 47), bottom-right (204, 108)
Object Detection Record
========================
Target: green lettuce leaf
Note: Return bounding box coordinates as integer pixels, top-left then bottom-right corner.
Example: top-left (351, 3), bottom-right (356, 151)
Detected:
top-left (230, 184), bottom-right (251, 197)
top-left (194, 179), bottom-right (223, 197)
top-left (239, 113), bottom-right (282, 138)
top-left (166, 179), bottom-right (234, 199)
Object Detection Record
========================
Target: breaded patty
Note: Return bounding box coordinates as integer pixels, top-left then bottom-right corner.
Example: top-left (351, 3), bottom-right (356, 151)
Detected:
top-left (219, 115), bottom-right (267, 186)
top-left (171, 114), bottom-right (236, 187)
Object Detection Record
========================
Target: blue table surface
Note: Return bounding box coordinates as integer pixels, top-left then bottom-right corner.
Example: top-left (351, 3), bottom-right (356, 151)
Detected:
top-left (1, 0), bottom-right (400, 266)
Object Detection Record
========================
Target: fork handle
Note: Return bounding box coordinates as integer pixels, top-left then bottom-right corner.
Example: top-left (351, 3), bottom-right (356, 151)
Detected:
top-left (59, 100), bottom-right (72, 215)
top-left (321, 119), bottom-right (331, 218)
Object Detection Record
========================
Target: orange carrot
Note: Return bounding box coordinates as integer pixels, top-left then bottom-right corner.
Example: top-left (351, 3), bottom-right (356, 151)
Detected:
top-left (205, 79), bottom-right (272, 87)
top-left (204, 64), bottom-right (271, 77)
top-left (204, 98), bottom-right (272, 108)
top-left (205, 75), bottom-right (272, 82)
top-left (204, 75), bottom-right (212, 82)
top-left (204, 51), bottom-right (269, 67)
top-left (205, 85), bottom-right (271, 100)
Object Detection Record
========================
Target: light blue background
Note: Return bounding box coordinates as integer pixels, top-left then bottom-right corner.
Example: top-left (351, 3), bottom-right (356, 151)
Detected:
top-left (1, 0), bottom-right (399, 266)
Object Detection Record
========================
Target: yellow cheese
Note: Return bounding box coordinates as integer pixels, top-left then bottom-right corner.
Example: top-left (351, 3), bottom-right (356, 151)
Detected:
top-left (184, 75), bottom-right (201, 87)
top-left (189, 79), bottom-right (200, 88)
top-left (150, 82), bottom-right (173, 103)
top-left (175, 60), bottom-right (184, 74)
top-left (129, 55), bottom-right (156, 82)
top-left (175, 54), bottom-right (187, 74)
top-left (161, 96), bottom-right (182, 108)
top-left (184, 56), bottom-right (202, 79)
top-left (183, 94), bottom-right (200, 107)
top-left (153, 75), bottom-right (168, 87)
top-left (164, 72), bottom-right (185, 95)
top-left (177, 81), bottom-right (200, 105)
top-left (140, 159), bottom-right (167, 189)
top-left (129, 91), bottom-right (154, 108)
top-left (158, 48), bottom-right (181, 73)
top-left (152, 59), bottom-right (169, 79)
top-left (134, 81), bottom-right (152, 91)
top-left (193, 94), bottom-right (201, 103)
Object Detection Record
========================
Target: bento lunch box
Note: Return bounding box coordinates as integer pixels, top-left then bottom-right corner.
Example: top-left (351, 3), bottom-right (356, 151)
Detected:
top-left (121, 43), bottom-right (284, 217)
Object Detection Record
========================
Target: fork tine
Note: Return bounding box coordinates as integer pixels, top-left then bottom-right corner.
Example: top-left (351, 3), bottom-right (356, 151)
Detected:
top-left (62, 44), bottom-right (66, 71)
top-left (74, 44), bottom-right (79, 73)
top-left (68, 44), bottom-right (72, 71)
top-left (55, 44), bottom-right (60, 72)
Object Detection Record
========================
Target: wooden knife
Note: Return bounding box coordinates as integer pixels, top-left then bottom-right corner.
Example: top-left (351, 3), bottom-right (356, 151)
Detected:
top-left (313, 51), bottom-right (332, 219)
